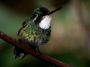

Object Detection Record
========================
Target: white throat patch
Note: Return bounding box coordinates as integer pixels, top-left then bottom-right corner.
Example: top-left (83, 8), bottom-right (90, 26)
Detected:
top-left (39, 15), bottom-right (52, 29)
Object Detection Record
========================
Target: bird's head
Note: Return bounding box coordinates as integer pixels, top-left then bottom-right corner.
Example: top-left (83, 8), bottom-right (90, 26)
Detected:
top-left (31, 7), bottom-right (50, 23)
top-left (31, 7), bottom-right (53, 30)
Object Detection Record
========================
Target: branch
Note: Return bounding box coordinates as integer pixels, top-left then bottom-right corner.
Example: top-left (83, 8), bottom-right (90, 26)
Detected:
top-left (0, 32), bottom-right (71, 67)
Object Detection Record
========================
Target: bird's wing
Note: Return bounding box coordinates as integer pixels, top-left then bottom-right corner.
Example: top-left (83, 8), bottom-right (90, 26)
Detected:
top-left (17, 17), bottom-right (38, 43)
top-left (17, 17), bottom-right (32, 35)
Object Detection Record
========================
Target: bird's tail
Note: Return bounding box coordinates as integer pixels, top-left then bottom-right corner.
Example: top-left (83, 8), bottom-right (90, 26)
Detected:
top-left (13, 47), bottom-right (26, 59)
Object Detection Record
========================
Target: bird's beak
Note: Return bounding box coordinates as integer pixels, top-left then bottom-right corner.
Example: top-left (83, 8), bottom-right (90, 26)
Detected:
top-left (48, 7), bottom-right (62, 15)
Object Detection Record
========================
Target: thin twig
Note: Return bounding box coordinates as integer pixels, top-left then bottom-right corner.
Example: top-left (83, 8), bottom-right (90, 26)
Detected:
top-left (0, 32), bottom-right (71, 67)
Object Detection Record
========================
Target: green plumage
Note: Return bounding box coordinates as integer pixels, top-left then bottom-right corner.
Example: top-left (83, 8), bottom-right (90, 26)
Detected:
top-left (18, 19), bottom-right (51, 46)
top-left (18, 21), bottom-right (37, 42)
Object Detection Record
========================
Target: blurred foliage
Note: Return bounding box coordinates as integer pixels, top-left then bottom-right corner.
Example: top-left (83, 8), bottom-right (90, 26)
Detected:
top-left (0, 0), bottom-right (90, 67)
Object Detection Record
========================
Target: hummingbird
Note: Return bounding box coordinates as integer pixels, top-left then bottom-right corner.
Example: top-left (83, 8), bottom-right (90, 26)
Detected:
top-left (14, 7), bottom-right (62, 59)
